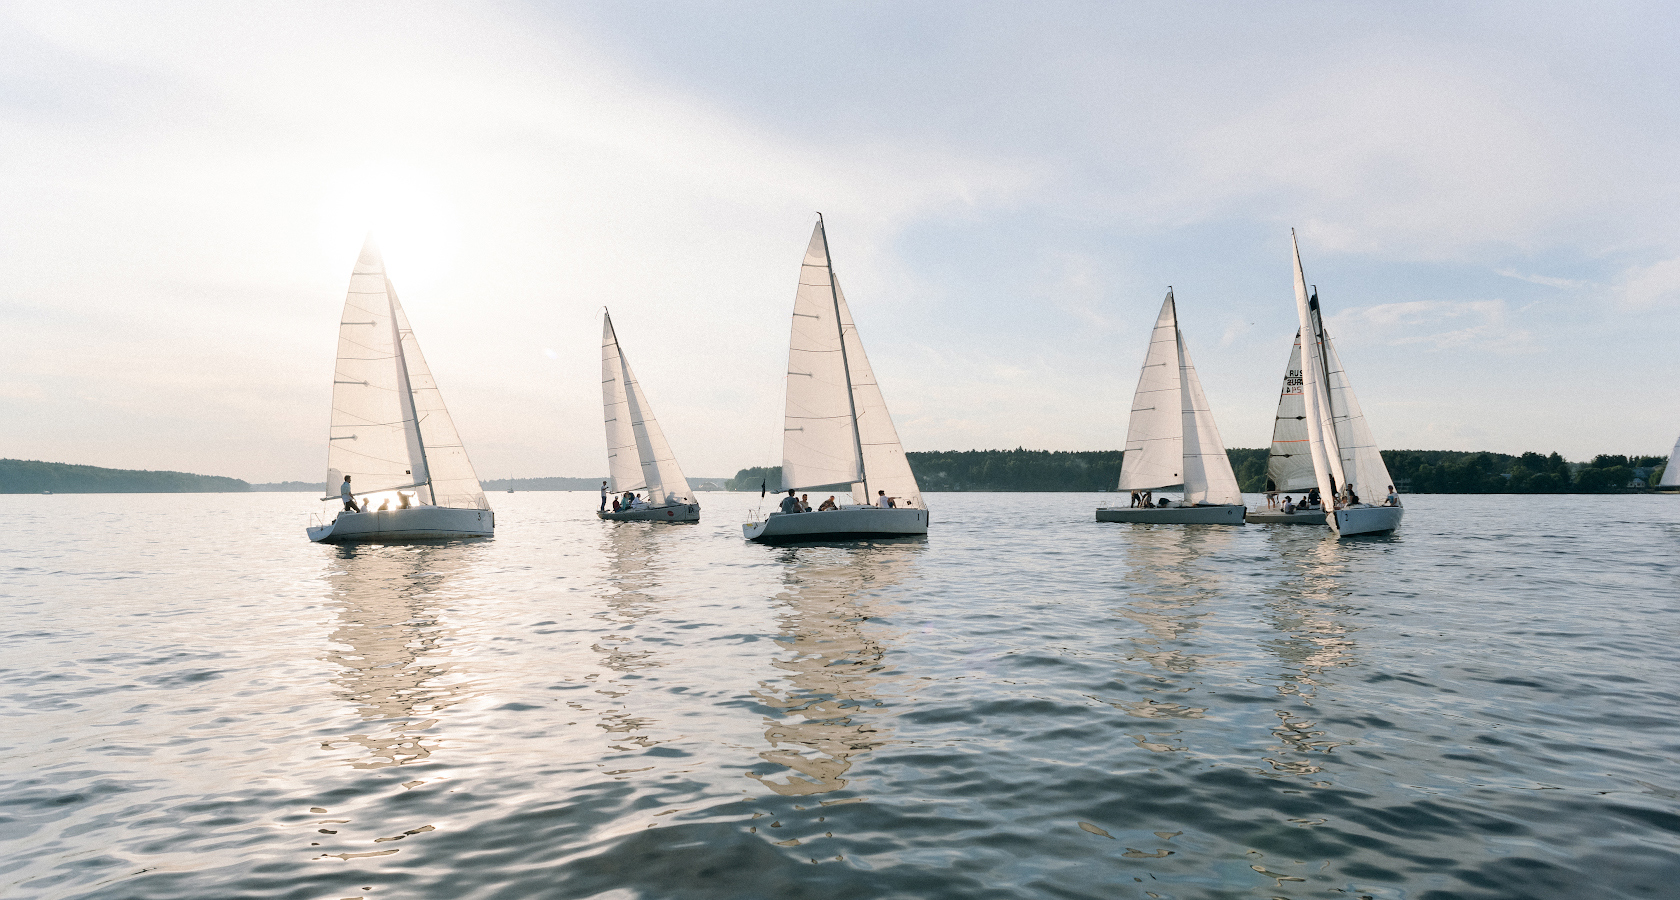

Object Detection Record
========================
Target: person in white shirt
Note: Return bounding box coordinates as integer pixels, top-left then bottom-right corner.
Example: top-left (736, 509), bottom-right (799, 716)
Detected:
top-left (876, 490), bottom-right (894, 508)
top-left (339, 476), bottom-right (357, 513)
top-left (1385, 485), bottom-right (1400, 506)
top-left (600, 482), bottom-right (609, 512)
top-left (1282, 496), bottom-right (1296, 514)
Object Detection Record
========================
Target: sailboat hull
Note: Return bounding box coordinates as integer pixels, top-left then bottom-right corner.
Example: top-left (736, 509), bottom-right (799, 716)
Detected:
top-left (1096, 505), bottom-right (1246, 525)
top-left (307, 507), bottom-right (494, 543)
top-left (1245, 508), bottom-right (1328, 525)
top-left (1331, 505), bottom-right (1403, 536)
top-left (598, 504), bottom-right (700, 523)
top-left (743, 506), bottom-right (928, 543)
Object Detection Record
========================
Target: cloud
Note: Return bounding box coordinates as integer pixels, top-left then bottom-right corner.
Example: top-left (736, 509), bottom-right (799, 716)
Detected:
top-left (1327, 299), bottom-right (1536, 354)
top-left (1617, 257), bottom-right (1680, 309)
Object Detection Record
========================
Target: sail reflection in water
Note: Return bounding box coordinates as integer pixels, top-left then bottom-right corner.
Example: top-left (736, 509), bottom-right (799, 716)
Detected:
top-left (321, 545), bottom-right (481, 768)
top-left (1256, 533), bottom-right (1360, 776)
top-left (1107, 528), bottom-right (1236, 748)
top-left (589, 524), bottom-right (672, 748)
top-left (748, 545), bottom-right (916, 796)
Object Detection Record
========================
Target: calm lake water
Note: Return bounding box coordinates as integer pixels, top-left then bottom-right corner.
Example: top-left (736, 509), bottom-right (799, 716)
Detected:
top-left (3, 491), bottom-right (1678, 899)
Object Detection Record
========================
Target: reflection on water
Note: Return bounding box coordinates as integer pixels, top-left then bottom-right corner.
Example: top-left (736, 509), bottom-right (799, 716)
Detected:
top-left (1108, 527), bottom-right (1236, 733)
top-left (590, 524), bottom-right (671, 749)
top-left (320, 545), bottom-right (480, 769)
top-left (748, 545), bottom-right (917, 796)
top-left (1257, 532), bottom-right (1360, 776)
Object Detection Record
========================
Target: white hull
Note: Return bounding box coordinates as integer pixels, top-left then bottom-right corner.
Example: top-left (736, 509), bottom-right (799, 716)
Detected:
top-left (1096, 504), bottom-right (1246, 525)
top-left (1331, 504), bottom-right (1403, 536)
top-left (598, 504), bottom-right (700, 523)
top-left (307, 506), bottom-right (494, 543)
top-left (743, 506), bottom-right (928, 543)
top-left (1245, 507), bottom-right (1328, 525)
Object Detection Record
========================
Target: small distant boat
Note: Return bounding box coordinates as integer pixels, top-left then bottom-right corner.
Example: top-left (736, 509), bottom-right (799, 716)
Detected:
top-left (598, 310), bottom-right (700, 523)
top-left (306, 237), bottom-right (494, 543)
top-left (743, 216), bottom-right (928, 543)
top-left (1097, 290), bottom-right (1245, 525)
top-left (1658, 437), bottom-right (1680, 492)
top-left (1285, 231), bottom-right (1402, 537)
top-left (1245, 331), bottom-right (1326, 525)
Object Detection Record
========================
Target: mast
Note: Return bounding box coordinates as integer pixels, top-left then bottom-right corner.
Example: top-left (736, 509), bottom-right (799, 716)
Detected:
top-left (1291, 230), bottom-right (1339, 515)
top-left (818, 213), bottom-right (868, 499)
top-left (389, 284), bottom-right (434, 501)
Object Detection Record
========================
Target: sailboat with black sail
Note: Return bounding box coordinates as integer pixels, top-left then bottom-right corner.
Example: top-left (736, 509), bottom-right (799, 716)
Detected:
top-left (1096, 290), bottom-right (1246, 525)
top-left (598, 310), bottom-right (700, 522)
top-left (1286, 231), bottom-right (1403, 536)
top-left (307, 237), bottom-right (493, 543)
top-left (743, 216), bottom-right (928, 543)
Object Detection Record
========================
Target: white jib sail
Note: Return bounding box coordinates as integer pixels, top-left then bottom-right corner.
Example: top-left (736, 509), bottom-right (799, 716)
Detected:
top-left (781, 219), bottom-right (864, 492)
top-left (834, 276), bottom-right (922, 508)
top-left (326, 239), bottom-right (434, 503)
top-left (1267, 331), bottom-right (1317, 492)
top-left (1291, 232), bottom-right (1342, 508)
top-left (1176, 334), bottom-right (1244, 506)
top-left (1322, 329), bottom-right (1394, 502)
top-left (389, 287), bottom-right (488, 510)
top-left (600, 312), bottom-right (693, 505)
top-left (1118, 292), bottom-right (1186, 492)
top-left (1661, 435), bottom-right (1680, 487)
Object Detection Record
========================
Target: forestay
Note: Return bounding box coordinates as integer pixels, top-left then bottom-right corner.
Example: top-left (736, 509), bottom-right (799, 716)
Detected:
top-left (781, 221), bottom-right (863, 492)
top-left (325, 239), bottom-right (488, 511)
top-left (835, 277), bottom-right (922, 508)
top-left (1119, 294), bottom-right (1188, 491)
top-left (600, 313), bottom-right (693, 505)
top-left (1266, 332), bottom-right (1317, 492)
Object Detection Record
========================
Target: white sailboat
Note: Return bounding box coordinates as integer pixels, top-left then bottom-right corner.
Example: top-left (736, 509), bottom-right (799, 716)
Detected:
top-left (1287, 231), bottom-right (1403, 536)
top-left (1657, 436), bottom-right (1680, 491)
top-left (1096, 290), bottom-right (1246, 525)
top-left (307, 237), bottom-right (493, 543)
top-left (598, 310), bottom-right (700, 523)
top-left (1245, 331), bottom-right (1327, 525)
top-left (743, 216), bottom-right (928, 543)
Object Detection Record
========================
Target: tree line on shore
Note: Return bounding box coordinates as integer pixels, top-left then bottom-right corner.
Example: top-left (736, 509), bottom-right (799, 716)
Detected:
top-left (727, 449), bottom-right (1669, 494)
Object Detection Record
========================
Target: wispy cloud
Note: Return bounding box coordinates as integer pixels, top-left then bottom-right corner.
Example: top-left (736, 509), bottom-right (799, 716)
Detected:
top-left (1328, 300), bottom-right (1537, 354)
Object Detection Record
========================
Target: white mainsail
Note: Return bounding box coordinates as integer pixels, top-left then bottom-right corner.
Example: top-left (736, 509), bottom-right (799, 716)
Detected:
top-left (1291, 232), bottom-right (1343, 508)
top-left (326, 238), bottom-right (488, 510)
top-left (1117, 290), bottom-right (1241, 504)
top-left (600, 312), bottom-right (694, 505)
top-left (779, 217), bottom-right (921, 507)
top-left (1266, 332), bottom-right (1317, 492)
top-left (1661, 436), bottom-right (1680, 488)
top-left (1118, 294), bottom-right (1185, 491)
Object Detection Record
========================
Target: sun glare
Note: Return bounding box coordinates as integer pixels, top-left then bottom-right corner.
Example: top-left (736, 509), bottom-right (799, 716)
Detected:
top-left (318, 162), bottom-right (459, 288)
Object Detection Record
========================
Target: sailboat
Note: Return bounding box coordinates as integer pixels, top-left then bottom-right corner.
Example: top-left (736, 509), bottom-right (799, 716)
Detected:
top-left (743, 216), bottom-right (928, 543)
top-left (306, 237), bottom-right (493, 543)
top-left (1286, 231), bottom-right (1403, 536)
top-left (1245, 330), bottom-right (1327, 525)
top-left (1096, 290), bottom-right (1246, 524)
top-left (1657, 436), bottom-right (1680, 492)
top-left (598, 310), bottom-right (700, 522)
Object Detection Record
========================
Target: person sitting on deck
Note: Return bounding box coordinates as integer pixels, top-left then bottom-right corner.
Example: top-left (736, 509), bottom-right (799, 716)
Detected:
top-left (778, 489), bottom-right (803, 514)
top-left (397, 491), bottom-right (412, 510)
top-left (611, 498), bottom-right (621, 512)
top-left (1282, 496), bottom-right (1296, 514)
top-left (376, 498), bottom-right (390, 511)
top-left (1306, 487), bottom-right (1320, 508)
top-left (818, 496), bottom-right (838, 511)
top-left (877, 490), bottom-right (895, 508)
top-left (1386, 485), bottom-right (1399, 506)
top-left (631, 494), bottom-right (650, 510)
top-left (359, 497), bottom-right (370, 513)
top-left (800, 494), bottom-right (812, 512)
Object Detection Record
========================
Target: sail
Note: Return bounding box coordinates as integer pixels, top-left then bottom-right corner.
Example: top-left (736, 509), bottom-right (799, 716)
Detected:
top-left (781, 219), bottom-right (864, 492)
top-left (1663, 436), bottom-right (1680, 488)
top-left (601, 313), bottom-right (693, 505)
top-left (834, 277), bottom-right (922, 508)
top-left (1291, 232), bottom-right (1341, 507)
top-left (325, 239), bottom-right (430, 501)
top-left (389, 287), bottom-right (489, 510)
top-left (1322, 329), bottom-right (1394, 501)
top-left (1118, 293), bottom-right (1185, 491)
top-left (1176, 335), bottom-right (1244, 505)
top-left (1266, 331), bottom-right (1317, 491)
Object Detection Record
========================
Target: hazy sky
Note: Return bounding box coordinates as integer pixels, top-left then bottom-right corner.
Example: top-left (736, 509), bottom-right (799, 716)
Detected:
top-left (4, 2), bottom-right (1679, 481)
